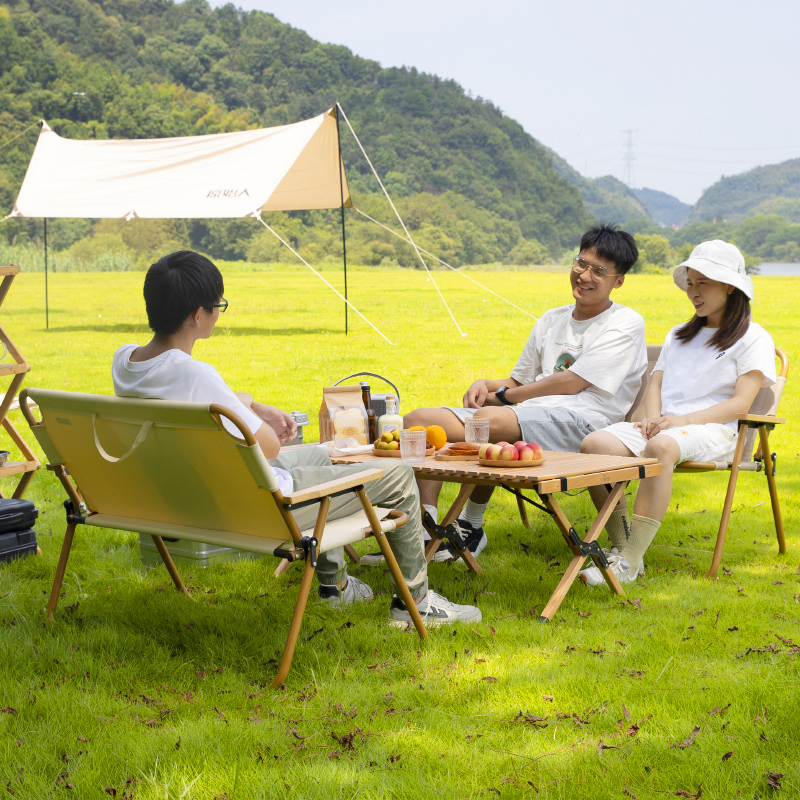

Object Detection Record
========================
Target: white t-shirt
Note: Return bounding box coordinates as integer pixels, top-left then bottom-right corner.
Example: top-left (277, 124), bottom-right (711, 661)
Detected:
top-left (654, 322), bottom-right (776, 431)
top-left (510, 302), bottom-right (647, 430)
top-left (112, 344), bottom-right (293, 494)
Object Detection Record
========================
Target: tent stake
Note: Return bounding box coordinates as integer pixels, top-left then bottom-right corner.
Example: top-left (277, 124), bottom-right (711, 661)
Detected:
top-left (43, 217), bottom-right (49, 330)
top-left (335, 104), bottom-right (348, 335)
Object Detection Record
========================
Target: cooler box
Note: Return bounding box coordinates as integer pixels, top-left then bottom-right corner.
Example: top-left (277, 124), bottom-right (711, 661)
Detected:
top-left (0, 499), bottom-right (38, 563)
top-left (138, 534), bottom-right (264, 569)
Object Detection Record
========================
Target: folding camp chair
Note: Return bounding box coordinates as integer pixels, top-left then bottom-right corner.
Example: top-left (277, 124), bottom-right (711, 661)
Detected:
top-left (516, 345), bottom-right (788, 578)
top-left (20, 388), bottom-right (428, 686)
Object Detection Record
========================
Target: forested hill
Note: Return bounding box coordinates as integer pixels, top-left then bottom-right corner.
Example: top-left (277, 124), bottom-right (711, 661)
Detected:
top-left (0, 0), bottom-right (593, 267)
top-left (690, 159), bottom-right (800, 225)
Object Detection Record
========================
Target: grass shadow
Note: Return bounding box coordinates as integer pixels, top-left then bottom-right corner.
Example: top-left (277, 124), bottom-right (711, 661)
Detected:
top-left (38, 324), bottom-right (342, 336)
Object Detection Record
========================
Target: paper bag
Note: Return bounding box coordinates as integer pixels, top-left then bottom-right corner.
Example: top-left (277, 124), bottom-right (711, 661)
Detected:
top-left (319, 385), bottom-right (368, 445)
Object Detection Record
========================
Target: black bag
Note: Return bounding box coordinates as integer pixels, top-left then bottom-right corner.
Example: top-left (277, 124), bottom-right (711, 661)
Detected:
top-left (0, 499), bottom-right (38, 563)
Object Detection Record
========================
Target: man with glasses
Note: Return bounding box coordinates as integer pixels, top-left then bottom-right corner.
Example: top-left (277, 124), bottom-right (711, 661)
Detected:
top-left (112, 250), bottom-right (482, 626)
top-left (397, 224), bottom-right (646, 561)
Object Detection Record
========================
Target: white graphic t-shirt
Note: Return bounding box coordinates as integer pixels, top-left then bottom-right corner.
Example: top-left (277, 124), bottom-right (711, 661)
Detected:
top-left (510, 303), bottom-right (647, 430)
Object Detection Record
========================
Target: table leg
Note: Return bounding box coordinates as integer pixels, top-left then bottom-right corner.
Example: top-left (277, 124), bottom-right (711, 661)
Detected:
top-left (423, 483), bottom-right (478, 567)
top-left (538, 482), bottom-right (627, 622)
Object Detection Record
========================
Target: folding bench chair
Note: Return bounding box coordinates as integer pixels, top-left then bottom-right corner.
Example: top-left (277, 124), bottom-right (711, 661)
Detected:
top-left (516, 345), bottom-right (788, 578)
top-left (20, 388), bottom-right (428, 686)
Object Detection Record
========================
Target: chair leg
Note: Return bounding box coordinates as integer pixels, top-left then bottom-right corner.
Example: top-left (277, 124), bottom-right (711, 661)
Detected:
top-left (270, 557), bottom-right (316, 688)
top-left (344, 544), bottom-right (361, 564)
top-left (47, 523), bottom-right (76, 622)
top-left (356, 489), bottom-right (428, 641)
top-left (151, 535), bottom-right (190, 596)
top-left (759, 427), bottom-right (786, 555)
top-left (706, 423), bottom-right (748, 578)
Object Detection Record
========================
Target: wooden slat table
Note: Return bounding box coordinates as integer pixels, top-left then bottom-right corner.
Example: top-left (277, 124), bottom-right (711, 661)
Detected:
top-left (331, 449), bottom-right (661, 621)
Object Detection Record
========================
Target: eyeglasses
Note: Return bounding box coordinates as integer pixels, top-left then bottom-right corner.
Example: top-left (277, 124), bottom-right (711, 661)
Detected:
top-left (572, 256), bottom-right (622, 281)
top-left (212, 297), bottom-right (228, 313)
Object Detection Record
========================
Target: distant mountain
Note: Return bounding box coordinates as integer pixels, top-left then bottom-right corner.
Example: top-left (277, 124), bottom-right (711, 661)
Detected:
top-left (690, 159), bottom-right (800, 224)
top-left (545, 151), bottom-right (648, 223)
top-left (632, 188), bottom-right (691, 227)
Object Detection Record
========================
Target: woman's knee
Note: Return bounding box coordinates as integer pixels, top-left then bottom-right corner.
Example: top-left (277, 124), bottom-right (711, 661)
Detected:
top-left (644, 435), bottom-right (681, 465)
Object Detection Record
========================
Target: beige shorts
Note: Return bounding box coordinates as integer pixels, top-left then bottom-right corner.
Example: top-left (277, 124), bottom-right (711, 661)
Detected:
top-left (601, 421), bottom-right (738, 464)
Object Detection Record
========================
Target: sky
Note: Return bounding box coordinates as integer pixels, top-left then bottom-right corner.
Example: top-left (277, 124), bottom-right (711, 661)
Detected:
top-left (208, 0), bottom-right (800, 205)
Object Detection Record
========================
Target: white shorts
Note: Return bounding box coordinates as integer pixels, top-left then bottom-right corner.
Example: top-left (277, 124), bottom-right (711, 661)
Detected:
top-left (601, 421), bottom-right (738, 464)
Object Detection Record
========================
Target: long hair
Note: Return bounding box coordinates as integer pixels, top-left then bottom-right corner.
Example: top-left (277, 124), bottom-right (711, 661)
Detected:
top-left (674, 287), bottom-right (751, 351)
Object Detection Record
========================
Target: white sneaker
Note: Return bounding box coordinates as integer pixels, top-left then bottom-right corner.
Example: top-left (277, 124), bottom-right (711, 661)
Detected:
top-left (579, 551), bottom-right (643, 588)
top-left (389, 590), bottom-right (482, 626)
top-left (318, 575), bottom-right (374, 608)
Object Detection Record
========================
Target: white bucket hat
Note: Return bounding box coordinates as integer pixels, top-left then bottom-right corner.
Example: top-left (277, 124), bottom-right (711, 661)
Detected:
top-left (672, 240), bottom-right (754, 299)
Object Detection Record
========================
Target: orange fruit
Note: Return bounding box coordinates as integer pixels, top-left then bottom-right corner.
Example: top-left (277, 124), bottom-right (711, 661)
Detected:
top-left (425, 424), bottom-right (447, 450)
top-left (406, 425), bottom-right (426, 431)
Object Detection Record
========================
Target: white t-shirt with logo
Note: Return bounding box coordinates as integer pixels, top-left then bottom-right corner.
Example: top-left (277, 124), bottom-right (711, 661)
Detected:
top-left (112, 344), bottom-right (293, 494)
top-left (654, 322), bottom-right (776, 431)
top-left (510, 303), bottom-right (647, 430)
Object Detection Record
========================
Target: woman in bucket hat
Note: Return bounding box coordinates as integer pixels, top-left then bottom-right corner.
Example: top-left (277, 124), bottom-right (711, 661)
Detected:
top-left (578, 240), bottom-right (777, 587)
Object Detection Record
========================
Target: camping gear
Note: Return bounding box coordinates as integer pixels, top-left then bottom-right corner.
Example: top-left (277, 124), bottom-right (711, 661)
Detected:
top-left (0, 498), bottom-right (38, 563)
top-left (334, 373), bottom-right (400, 418)
top-left (21, 387), bottom-right (427, 686)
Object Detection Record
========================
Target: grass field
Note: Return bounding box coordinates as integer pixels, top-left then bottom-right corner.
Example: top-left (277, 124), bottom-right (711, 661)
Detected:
top-left (0, 264), bottom-right (798, 799)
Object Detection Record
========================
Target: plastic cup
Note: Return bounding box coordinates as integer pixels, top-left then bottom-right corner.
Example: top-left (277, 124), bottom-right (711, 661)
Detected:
top-left (399, 430), bottom-right (427, 465)
top-left (465, 417), bottom-right (490, 445)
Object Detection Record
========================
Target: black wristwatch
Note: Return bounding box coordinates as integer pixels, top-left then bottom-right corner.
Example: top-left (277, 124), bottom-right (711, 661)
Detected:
top-left (495, 386), bottom-right (515, 406)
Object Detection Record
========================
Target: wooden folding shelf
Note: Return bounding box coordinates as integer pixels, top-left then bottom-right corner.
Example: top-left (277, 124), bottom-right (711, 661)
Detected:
top-left (0, 265), bottom-right (40, 498)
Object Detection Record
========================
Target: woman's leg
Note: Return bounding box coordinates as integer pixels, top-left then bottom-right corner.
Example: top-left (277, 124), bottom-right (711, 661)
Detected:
top-left (580, 431), bottom-right (636, 516)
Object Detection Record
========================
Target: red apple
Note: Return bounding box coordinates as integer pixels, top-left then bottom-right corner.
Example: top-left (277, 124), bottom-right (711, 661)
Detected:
top-left (495, 441), bottom-right (509, 447)
top-left (513, 440), bottom-right (527, 450)
top-left (478, 443), bottom-right (492, 459)
top-left (487, 444), bottom-right (503, 461)
top-left (518, 445), bottom-right (535, 461)
top-left (527, 442), bottom-right (543, 458)
top-left (499, 445), bottom-right (519, 461)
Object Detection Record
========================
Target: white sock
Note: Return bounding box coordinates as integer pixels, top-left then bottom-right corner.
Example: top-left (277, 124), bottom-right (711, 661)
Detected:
top-left (422, 504), bottom-right (438, 526)
top-left (459, 499), bottom-right (489, 528)
top-left (606, 508), bottom-right (631, 550)
top-left (619, 514), bottom-right (660, 572)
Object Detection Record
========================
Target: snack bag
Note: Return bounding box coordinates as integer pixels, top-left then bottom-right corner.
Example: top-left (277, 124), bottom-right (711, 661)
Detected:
top-left (319, 385), bottom-right (368, 444)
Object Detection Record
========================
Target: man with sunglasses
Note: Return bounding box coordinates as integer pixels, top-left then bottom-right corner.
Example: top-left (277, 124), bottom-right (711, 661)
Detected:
top-left (397, 224), bottom-right (647, 561)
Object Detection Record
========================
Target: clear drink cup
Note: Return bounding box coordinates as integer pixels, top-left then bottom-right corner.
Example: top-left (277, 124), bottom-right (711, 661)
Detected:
top-left (399, 430), bottom-right (427, 465)
top-left (465, 417), bottom-right (490, 445)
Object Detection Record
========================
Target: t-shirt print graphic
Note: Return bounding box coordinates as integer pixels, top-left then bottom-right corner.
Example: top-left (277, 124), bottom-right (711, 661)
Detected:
top-left (554, 352), bottom-right (575, 372)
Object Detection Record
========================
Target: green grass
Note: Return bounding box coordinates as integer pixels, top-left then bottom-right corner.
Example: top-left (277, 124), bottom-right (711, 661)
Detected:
top-left (0, 265), bottom-right (798, 799)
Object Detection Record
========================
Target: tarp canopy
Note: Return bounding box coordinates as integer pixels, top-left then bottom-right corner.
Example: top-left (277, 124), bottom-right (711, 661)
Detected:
top-left (8, 107), bottom-right (351, 220)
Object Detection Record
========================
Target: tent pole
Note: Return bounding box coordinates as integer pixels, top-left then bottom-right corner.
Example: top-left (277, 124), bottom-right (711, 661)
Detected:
top-left (43, 218), bottom-right (49, 330)
top-left (334, 104), bottom-right (348, 335)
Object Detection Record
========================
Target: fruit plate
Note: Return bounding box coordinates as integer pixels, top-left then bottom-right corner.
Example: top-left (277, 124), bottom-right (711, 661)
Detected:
top-left (478, 456), bottom-right (545, 468)
top-left (373, 446), bottom-right (435, 458)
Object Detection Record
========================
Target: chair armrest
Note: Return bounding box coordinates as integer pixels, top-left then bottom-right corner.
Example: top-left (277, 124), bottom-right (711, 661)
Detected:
top-left (739, 414), bottom-right (785, 425)
top-left (282, 468), bottom-right (385, 505)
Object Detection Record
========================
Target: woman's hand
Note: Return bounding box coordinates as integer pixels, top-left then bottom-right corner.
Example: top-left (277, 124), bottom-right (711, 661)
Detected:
top-left (639, 414), bottom-right (687, 439)
top-left (463, 380), bottom-right (489, 409)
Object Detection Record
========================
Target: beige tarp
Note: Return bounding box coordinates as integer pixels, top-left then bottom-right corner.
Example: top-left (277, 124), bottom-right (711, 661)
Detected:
top-left (8, 107), bottom-right (351, 220)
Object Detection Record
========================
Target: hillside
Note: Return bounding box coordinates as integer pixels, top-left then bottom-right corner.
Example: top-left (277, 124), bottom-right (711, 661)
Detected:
top-left (632, 188), bottom-right (691, 227)
top-left (689, 159), bottom-right (800, 224)
top-left (0, 0), bottom-right (592, 267)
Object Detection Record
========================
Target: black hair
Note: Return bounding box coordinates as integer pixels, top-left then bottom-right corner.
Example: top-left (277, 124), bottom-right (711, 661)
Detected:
top-left (143, 250), bottom-right (224, 336)
top-left (675, 287), bottom-right (751, 351)
top-left (579, 224), bottom-right (638, 274)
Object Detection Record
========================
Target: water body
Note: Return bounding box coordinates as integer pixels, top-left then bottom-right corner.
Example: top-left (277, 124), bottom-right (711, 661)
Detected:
top-left (755, 262), bottom-right (800, 276)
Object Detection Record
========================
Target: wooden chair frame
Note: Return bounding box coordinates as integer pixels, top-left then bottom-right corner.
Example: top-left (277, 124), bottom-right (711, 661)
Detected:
top-left (21, 388), bottom-right (428, 687)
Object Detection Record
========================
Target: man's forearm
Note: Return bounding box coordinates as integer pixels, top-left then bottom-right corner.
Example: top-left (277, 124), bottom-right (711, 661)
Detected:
top-left (492, 371), bottom-right (589, 404)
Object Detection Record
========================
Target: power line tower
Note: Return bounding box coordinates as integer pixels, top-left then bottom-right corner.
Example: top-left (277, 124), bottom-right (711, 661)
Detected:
top-left (621, 129), bottom-right (638, 188)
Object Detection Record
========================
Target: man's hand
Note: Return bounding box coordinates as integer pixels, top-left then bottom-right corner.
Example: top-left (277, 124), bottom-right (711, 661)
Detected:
top-left (463, 380), bottom-right (490, 409)
top-left (252, 403), bottom-right (297, 444)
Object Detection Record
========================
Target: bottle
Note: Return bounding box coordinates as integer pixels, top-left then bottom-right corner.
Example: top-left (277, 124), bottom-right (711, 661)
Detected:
top-left (377, 395), bottom-right (403, 438)
top-left (361, 384), bottom-right (377, 443)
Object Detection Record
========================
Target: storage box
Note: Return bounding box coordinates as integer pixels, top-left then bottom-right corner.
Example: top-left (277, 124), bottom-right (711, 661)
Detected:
top-left (0, 528), bottom-right (38, 563)
top-left (138, 534), bottom-right (264, 569)
top-left (0, 498), bottom-right (38, 533)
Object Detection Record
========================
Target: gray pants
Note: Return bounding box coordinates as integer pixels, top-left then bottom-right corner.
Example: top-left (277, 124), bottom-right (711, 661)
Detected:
top-left (445, 405), bottom-right (593, 452)
top-left (270, 447), bottom-right (427, 599)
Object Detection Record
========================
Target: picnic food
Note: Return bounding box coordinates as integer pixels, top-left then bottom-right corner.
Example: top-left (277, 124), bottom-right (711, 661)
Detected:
top-left (406, 424), bottom-right (447, 450)
top-left (445, 441), bottom-right (481, 455)
top-left (374, 430), bottom-right (401, 449)
top-left (332, 407), bottom-right (368, 444)
top-left (481, 440), bottom-right (543, 462)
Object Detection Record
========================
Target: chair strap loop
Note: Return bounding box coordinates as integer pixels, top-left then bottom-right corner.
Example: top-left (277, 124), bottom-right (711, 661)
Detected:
top-left (92, 416), bottom-right (153, 463)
